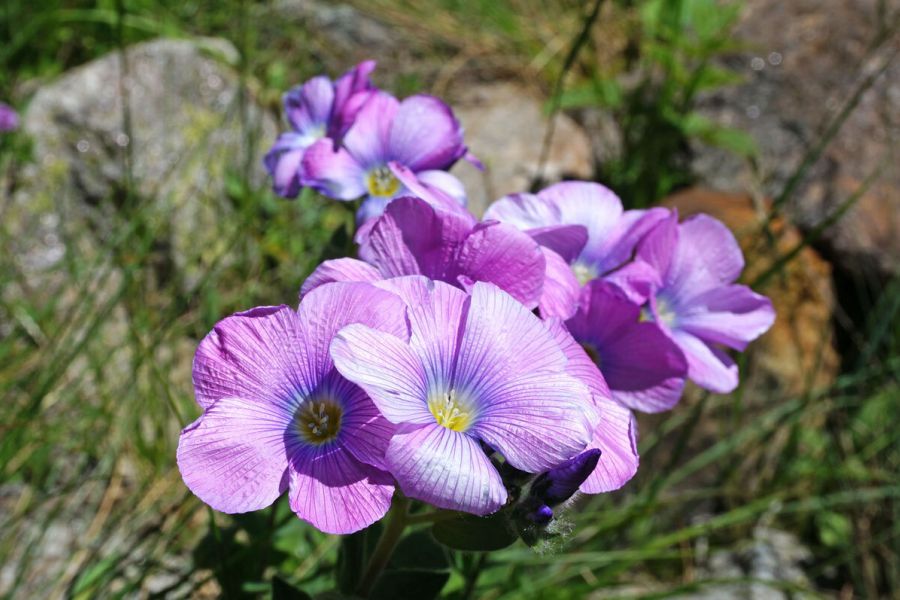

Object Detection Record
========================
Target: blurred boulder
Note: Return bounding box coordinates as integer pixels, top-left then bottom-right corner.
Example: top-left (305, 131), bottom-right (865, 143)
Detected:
top-left (449, 83), bottom-right (593, 216)
top-left (690, 0), bottom-right (900, 279)
top-left (687, 526), bottom-right (816, 600)
top-left (664, 187), bottom-right (840, 396)
top-left (14, 37), bottom-right (275, 291)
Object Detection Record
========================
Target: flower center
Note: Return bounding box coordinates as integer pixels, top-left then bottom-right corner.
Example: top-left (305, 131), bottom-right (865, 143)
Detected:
top-left (428, 389), bottom-right (473, 432)
top-left (571, 261), bottom-right (598, 286)
top-left (295, 399), bottom-right (343, 445)
top-left (641, 296), bottom-right (677, 328)
top-left (366, 166), bottom-right (401, 197)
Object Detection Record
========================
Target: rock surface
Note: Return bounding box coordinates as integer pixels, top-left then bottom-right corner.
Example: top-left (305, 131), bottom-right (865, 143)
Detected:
top-left (664, 187), bottom-right (839, 397)
top-left (0, 37), bottom-right (274, 598)
top-left (690, 0), bottom-right (900, 278)
top-left (14, 37), bottom-right (275, 291)
top-left (449, 83), bottom-right (594, 216)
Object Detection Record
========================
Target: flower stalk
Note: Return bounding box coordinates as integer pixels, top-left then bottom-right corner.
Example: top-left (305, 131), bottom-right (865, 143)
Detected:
top-left (356, 495), bottom-right (410, 597)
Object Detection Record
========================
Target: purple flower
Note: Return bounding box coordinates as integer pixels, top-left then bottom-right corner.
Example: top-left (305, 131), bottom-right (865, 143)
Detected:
top-left (264, 61), bottom-right (376, 198)
top-left (544, 317), bottom-right (639, 491)
top-left (302, 195), bottom-right (547, 309)
top-left (301, 91), bottom-right (473, 222)
top-left (484, 182), bottom-right (669, 317)
top-left (177, 282), bottom-right (409, 534)
top-left (630, 212), bottom-right (776, 393)
top-left (565, 280), bottom-right (689, 413)
top-left (330, 278), bottom-right (594, 515)
top-left (0, 102), bottom-right (18, 132)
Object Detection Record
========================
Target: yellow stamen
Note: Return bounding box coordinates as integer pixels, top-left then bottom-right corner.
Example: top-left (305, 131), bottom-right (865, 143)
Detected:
top-left (428, 389), bottom-right (473, 432)
top-left (366, 166), bottom-right (401, 197)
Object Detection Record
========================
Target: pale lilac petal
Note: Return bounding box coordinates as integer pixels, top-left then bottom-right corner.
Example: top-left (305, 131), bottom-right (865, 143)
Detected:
top-left (671, 330), bottom-right (739, 394)
top-left (538, 248), bottom-right (582, 320)
top-left (342, 90), bottom-right (399, 168)
top-left (483, 192), bottom-right (555, 230)
top-left (300, 258), bottom-right (383, 297)
top-left (537, 182), bottom-right (623, 259)
top-left (386, 423), bottom-right (506, 515)
top-left (602, 258), bottom-right (662, 304)
top-left (455, 282), bottom-right (567, 397)
top-left (331, 324), bottom-right (431, 425)
top-left (388, 95), bottom-right (467, 171)
top-left (416, 169), bottom-right (468, 207)
top-left (635, 211), bottom-right (679, 282)
top-left (301, 138), bottom-right (367, 200)
top-left (453, 222), bottom-right (546, 309)
top-left (589, 207), bottom-right (671, 274)
top-left (528, 224), bottom-right (589, 264)
top-left (192, 305), bottom-right (302, 410)
top-left (295, 282), bottom-right (410, 388)
top-left (580, 405), bottom-right (639, 494)
top-left (288, 443), bottom-right (394, 534)
top-left (285, 76), bottom-right (334, 133)
top-left (405, 280), bottom-right (470, 388)
top-left (666, 214), bottom-right (745, 296)
top-left (372, 274), bottom-right (434, 307)
top-left (356, 195), bottom-right (392, 224)
top-left (472, 370), bottom-right (593, 472)
top-left (264, 132), bottom-right (311, 198)
top-left (177, 396), bottom-right (290, 514)
top-left (677, 285), bottom-right (775, 351)
top-left (457, 283), bottom-right (593, 471)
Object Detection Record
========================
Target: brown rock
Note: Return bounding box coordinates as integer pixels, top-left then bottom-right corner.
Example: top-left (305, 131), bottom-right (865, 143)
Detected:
top-left (690, 0), bottom-right (900, 278)
top-left (449, 83), bottom-right (593, 216)
top-left (664, 187), bottom-right (840, 396)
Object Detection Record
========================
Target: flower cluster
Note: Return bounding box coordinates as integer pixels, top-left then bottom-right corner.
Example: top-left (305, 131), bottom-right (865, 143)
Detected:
top-left (263, 61), bottom-right (477, 223)
top-left (179, 62), bottom-right (775, 536)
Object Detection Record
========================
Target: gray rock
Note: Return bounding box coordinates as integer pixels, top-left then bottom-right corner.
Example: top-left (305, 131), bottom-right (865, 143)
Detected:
top-left (0, 37), bottom-right (274, 597)
top-left (16, 37), bottom-right (275, 290)
top-left (690, 0), bottom-right (900, 277)
top-left (449, 83), bottom-right (594, 216)
top-left (685, 525), bottom-right (816, 600)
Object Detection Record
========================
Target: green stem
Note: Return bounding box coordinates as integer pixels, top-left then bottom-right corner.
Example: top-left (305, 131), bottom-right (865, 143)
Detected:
top-left (356, 495), bottom-right (410, 597)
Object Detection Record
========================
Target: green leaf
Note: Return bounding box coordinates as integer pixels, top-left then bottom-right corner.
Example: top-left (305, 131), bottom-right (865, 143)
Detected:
top-left (271, 577), bottom-right (312, 600)
top-left (432, 512), bottom-right (518, 552)
top-left (816, 511), bottom-right (853, 548)
top-left (389, 530), bottom-right (449, 571)
top-left (370, 569), bottom-right (450, 600)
